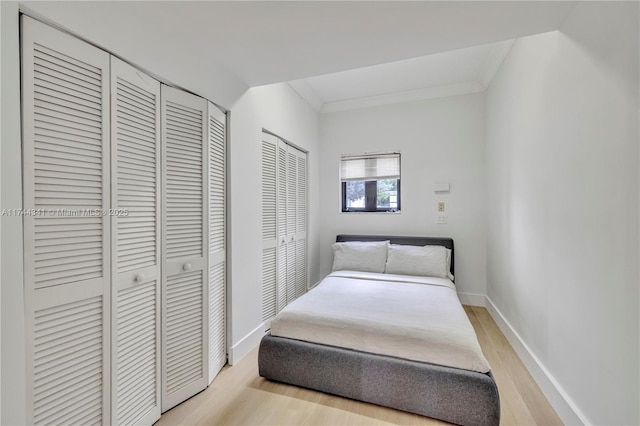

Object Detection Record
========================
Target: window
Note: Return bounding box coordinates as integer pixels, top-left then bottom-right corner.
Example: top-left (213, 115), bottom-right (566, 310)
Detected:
top-left (340, 153), bottom-right (401, 212)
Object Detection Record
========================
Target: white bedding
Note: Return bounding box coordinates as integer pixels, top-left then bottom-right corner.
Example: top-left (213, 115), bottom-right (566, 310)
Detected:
top-left (270, 271), bottom-right (491, 373)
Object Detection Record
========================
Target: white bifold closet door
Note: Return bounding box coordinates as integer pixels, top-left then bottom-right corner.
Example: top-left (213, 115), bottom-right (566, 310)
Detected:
top-left (261, 132), bottom-right (307, 326)
top-left (293, 147), bottom-right (307, 300)
top-left (22, 16), bottom-right (227, 422)
top-left (110, 57), bottom-right (161, 426)
top-left (160, 85), bottom-right (209, 412)
top-left (207, 103), bottom-right (227, 383)
top-left (287, 143), bottom-right (307, 302)
top-left (261, 133), bottom-right (279, 324)
top-left (276, 140), bottom-right (289, 312)
top-left (21, 16), bottom-right (111, 425)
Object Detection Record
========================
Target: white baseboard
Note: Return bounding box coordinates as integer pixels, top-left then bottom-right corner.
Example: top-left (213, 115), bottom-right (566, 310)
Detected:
top-left (485, 297), bottom-right (589, 426)
top-left (228, 323), bottom-right (266, 365)
top-left (458, 292), bottom-right (487, 307)
top-left (308, 280), bottom-right (322, 290)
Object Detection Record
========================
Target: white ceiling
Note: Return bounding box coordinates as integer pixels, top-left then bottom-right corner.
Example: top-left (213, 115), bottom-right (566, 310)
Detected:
top-left (22, 1), bottom-right (577, 110)
top-left (290, 39), bottom-right (515, 112)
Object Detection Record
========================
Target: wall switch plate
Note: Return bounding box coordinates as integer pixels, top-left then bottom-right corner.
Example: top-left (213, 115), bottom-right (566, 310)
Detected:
top-left (437, 202), bottom-right (445, 212)
top-left (434, 182), bottom-right (450, 192)
top-left (437, 214), bottom-right (447, 224)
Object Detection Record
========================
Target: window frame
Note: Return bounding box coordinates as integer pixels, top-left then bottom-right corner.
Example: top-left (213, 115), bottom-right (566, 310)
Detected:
top-left (341, 179), bottom-right (401, 213)
top-left (339, 151), bottom-right (401, 213)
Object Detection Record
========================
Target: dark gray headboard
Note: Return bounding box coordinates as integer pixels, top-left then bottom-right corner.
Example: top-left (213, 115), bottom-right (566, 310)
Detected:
top-left (336, 234), bottom-right (454, 277)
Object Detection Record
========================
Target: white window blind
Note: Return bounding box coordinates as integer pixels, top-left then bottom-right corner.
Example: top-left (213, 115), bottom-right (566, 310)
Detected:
top-left (340, 153), bottom-right (400, 181)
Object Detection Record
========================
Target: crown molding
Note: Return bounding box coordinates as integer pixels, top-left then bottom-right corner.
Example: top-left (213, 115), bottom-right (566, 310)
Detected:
top-left (320, 81), bottom-right (485, 113)
top-left (289, 39), bottom-right (514, 114)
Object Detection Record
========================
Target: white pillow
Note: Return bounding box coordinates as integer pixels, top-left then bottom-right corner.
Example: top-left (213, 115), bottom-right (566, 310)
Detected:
top-left (384, 244), bottom-right (451, 279)
top-left (332, 241), bottom-right (389, 273)
top-left (445, 248), bottom-right (454, 281)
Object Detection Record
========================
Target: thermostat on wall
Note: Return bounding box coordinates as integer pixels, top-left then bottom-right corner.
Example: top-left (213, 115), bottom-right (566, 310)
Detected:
top-left (434, 182), bottom-right (450, 193)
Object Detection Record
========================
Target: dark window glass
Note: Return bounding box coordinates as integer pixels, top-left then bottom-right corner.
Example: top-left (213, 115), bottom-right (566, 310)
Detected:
top-left (342, 179), bottom-right (400, 212)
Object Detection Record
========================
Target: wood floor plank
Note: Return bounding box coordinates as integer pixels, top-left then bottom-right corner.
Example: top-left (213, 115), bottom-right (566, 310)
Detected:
top-left (157, 306), bottom-right (562, 426)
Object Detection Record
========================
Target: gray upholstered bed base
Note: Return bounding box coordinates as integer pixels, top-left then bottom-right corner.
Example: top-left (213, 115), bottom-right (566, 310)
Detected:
top-left (259, 235), bottom-right (499, 425)
top-left (259, 334), bottom-right (500, 426)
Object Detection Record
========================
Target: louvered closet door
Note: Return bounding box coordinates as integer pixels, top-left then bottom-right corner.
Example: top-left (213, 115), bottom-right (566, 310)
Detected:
top-left (285, 145), bottom-right (308, 301)
top-left (21, 16), bottom-right (111, 425)
top-left (261, 133), bottom-right (278, 325)
top-left (161, 85), bottom-right (208, 412)
top-left (207, 102), bottom-right (226, 383)
top-left (110, 57), bottom-right (161, 426)
top-left (261, 135), bottom-right (308, 322)
top-left (285, 146), bottom-right (298, 303)
top-left (294, 148), bottom-right (308, 298)
top-left (276, 140), bottom-right (288, 313)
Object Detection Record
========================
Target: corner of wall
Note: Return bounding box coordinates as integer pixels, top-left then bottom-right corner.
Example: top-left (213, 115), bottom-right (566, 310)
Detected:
top-left (457, 292), bottom-right (486, 307)
top-left (228, 82), bottom-right (321, 368)
top-left (228, 324), bottom-right (265, 366)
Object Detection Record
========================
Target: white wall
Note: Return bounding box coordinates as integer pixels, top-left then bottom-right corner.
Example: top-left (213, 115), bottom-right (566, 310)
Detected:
top-left (485, 3), bottom-right (639, 425)
top-left (318, 93), bottom-right (487, 298)
top-left (228, 83), bottom-right (320, 363)
top-left (0, 2), bottom-right (26, 425)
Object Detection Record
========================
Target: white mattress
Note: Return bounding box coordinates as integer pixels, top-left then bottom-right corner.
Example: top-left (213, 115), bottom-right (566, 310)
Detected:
top-left (270, 271), bottom-right (491, 373)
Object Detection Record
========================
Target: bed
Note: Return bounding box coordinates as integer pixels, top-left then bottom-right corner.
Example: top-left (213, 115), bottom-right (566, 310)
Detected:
top-left (258, 235), bottom-right (500, 426)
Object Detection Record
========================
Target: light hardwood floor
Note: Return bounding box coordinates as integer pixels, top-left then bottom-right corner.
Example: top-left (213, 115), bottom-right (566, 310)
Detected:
top-left (156, 306), bottom-right (563, 426)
